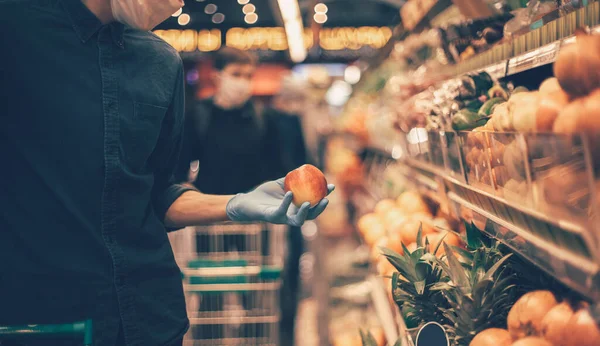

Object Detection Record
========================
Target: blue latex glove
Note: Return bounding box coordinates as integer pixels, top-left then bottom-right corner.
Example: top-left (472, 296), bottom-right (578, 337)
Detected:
top-left (226, 178), bottom-right (335, 227)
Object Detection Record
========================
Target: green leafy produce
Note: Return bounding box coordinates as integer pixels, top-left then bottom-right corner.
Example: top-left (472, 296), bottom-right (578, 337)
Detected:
top-left (479, 97), bottom-right (506, 116)
top-left (464, 98), bottom-right (485, 112)
top-left (452, 109), bottom-right (489, 131)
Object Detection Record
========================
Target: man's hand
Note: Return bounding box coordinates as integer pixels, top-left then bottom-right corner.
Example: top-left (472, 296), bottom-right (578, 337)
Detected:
top-left (226, 178), bottom-right (335, 227)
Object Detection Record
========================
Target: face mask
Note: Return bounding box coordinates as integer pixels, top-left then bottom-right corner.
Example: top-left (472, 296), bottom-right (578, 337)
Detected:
top-left (214, 73), bottom-right (253, 110)
top-left (111, 0), bottom-right (184, 31)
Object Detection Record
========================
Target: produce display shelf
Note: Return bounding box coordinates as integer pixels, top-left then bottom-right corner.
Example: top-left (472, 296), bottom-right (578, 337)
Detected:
top-left (448, 190), bottom-right (600, 301)
top-left (441, 3), bottom-right (600, 80)
top-left (401, 158), bottom-right (600, 301)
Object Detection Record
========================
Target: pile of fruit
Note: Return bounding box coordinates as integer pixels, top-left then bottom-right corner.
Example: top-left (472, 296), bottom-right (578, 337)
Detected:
top-left (461, 30), bottom-right (600, 137)
top-left (356, 190), bottom-right (462, 279)
top-left (472, 290), bottom-right (600, 346)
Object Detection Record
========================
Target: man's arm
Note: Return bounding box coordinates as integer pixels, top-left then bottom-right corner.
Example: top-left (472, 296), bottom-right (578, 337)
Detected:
top-left (166, 178), bottom-right (335, 229)
top-left (164, 190), bottom-right (231, 227)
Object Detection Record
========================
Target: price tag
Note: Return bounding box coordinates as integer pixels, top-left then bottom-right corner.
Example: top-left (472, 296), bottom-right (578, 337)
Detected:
top-left (531, 41), bottom-right (560, 68)
top-left (507, 41), bottom-right (560, 75)
top-left (415, 322), bottom-right (449, 346)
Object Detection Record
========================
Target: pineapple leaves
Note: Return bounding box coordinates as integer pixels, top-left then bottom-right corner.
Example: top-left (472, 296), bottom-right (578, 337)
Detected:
top-left (433, 232), bottom-right (448, 256)
top-left (392, 271), bottom-right (400, 292)
top-left (415, 261), bottom-right (432, 280)
top-left (449, 245), bottom-right (472, 262)
top-left (359, 330), bottom-right (378, 346)
top-left (465, 221), bottom-right (484, 250)
top-left (481, 254), bottom-right (512, 282)
top-left (414, 280), bottom-right (427, 295)
top-left (410, 248), bottom-right (425, 264)
top-left (431, 282), bottom-right (453, 291)
top-left (416, 222), bottom-right (424, 248)
top-left (381, 247), bottom-right (411, 275)
top-left (442, 242), bottom-right (470, 290)
top-left (401, 241), bottom-right (411, 258)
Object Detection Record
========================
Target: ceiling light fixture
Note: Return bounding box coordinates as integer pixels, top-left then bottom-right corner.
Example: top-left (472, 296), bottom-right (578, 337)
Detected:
top-left (244, 12), bottom-right (258, 24)
top-left (314, 3), bottom-right (328, 13)
top-left (212, 13), bottom-right (225, 24)
top-left (313, 12), bottom-right (327, 24)
top-left (276, 0), bottom-right (307, 63)
top-left (178, 13), bottom-right (191, 25)
top-left (171, 8), bottom-right (182, 17)
top-left (242, 4), bottom-right (256, 14)
top-left (204, 4), bottom-right (217, 14)
top-left (237, 0), bottom-right (250, 4)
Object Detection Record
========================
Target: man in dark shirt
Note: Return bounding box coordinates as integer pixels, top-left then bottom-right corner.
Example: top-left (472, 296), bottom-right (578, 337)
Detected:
top-left (0, 1), bottom-right (332, 345)
top-left (176, 47), bottom-right (281, 195)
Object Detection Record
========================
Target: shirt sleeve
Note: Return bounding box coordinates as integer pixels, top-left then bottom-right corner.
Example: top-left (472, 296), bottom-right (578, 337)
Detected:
top-left (152, 58), bottom-right (198, 229)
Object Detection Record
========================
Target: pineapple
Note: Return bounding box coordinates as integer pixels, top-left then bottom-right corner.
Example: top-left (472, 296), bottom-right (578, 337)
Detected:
top-left (433, 226), bottom-right (518, 346)
top-left (380, 225), bottom-right (451, 328)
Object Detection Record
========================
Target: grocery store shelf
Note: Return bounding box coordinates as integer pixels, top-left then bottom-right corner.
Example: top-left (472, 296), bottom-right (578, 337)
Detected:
top-left (448, 191), bottom-right (600, 301)
top-left (399, 158), bottom-right (600, 301)
top-left (442, 3), bottom-right (600, 79)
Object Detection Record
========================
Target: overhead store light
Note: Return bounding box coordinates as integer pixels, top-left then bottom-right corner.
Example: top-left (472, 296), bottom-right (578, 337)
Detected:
top-left (242, 4), bottom-right (256, 14)
top-left (238, 0), bottom-right (250, 4)
top-left (212, 13), bottom-right (225, 24)
top-left (314, 3), bottom-right (328, 14)
top-left (313, 12), bottom-right (327, 24)
top-left (244, 12), bottom-right (258, 24)
top-left (178, 13), bottom-right (190, 26)
top-left (276, 0), bottom-right (307, 63)
top-left (204, 4), bottom-right (217, 15)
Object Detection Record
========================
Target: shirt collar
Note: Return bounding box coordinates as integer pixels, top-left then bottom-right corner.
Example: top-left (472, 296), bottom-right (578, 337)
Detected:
top-left (60, 0), bottom-right (125, 48)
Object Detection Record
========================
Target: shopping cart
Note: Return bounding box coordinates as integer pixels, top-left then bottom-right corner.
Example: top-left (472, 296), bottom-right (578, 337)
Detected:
top-left (0, 320), bottom-right (93, 345)
top-left (171, 222), bottom-right (287, 346)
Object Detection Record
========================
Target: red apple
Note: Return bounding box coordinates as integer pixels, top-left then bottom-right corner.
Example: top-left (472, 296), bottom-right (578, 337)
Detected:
top-left (284, 164), bottom-right (328, 207)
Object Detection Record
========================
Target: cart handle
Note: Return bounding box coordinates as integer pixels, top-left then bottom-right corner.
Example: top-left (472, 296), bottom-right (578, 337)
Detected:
top-left (0, 319), bottom-right (93, 346)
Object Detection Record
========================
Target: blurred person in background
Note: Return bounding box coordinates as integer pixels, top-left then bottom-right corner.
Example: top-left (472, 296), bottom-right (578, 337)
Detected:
top-left (175, 47), bottom-right (281, 194)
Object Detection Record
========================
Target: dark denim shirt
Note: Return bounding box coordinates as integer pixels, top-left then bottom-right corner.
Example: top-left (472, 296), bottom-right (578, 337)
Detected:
top-left (0, 0), bottom-right (194, 344)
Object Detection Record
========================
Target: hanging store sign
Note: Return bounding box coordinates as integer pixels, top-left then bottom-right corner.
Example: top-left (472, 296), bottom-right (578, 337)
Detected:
top-left (153, 29), bottom-right (222, 52)
top-left (153, 27), bottom-right (393, 53)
